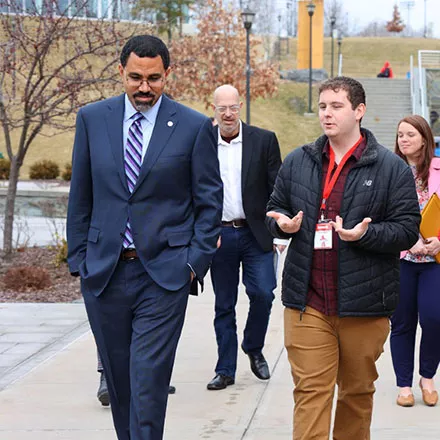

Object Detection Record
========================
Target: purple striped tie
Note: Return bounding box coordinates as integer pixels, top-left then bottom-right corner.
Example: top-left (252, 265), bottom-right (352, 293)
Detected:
top-left (123, 112), bottom-right (144, 248)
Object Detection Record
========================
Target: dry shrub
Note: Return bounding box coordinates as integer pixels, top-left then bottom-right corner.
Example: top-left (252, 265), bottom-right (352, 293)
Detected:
top-left (61, 163), bottom-right (72, 181)
top-left (29, 160), bottom-right (60, 180)
top-left (0, 158), bottom-right (10, 179)
top-left (3, 266), bottom-right (52, 291)
top-left (53, 238), bottom-right (68, 267)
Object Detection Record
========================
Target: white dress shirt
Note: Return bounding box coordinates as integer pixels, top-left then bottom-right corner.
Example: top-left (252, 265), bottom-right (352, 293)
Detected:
top-left (217, 120), bottom-right (246, 221)
top-left (123, 94), bottom-right (162, 162)
top-left (217, 121), bottom-right (289, 251)
top-left (122, 95), bottom-right (162, 251)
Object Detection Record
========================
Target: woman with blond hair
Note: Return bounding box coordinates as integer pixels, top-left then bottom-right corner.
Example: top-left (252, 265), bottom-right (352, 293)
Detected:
top-left (391, 115), bottom-right (440, 407)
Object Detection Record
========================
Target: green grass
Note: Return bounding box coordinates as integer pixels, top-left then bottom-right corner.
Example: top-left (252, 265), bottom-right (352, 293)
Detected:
top-left (280, 37), bottom-right (440, 79)
top-left (182, 81), bottom-right (322, 159)
top-left (1, 36), bottom-right (438, 178)
top-left (3, 82), bottom-right (320, 178)
top-left (4, 130), bottom-right (76, 180)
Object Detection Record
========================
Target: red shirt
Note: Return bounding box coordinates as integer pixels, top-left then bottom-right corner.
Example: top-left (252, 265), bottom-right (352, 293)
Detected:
top-left (307, 137), bottom-right (367, 315)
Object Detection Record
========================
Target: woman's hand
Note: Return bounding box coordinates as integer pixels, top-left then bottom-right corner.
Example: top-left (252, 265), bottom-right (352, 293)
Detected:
top-left (424, 237), bottom-right (440, 257)
top-left (409, 238), bottom-right (428, 255)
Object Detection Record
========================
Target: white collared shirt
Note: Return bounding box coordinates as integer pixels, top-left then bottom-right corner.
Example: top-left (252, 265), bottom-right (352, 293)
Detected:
top-left (217, 120), bottom-right (246, 221)
top-left (123, 94), bottom-right (162, 162)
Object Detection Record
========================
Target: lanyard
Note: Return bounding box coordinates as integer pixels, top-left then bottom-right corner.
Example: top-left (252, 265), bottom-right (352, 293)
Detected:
top-left (320, 135), bottom-right (363, 216)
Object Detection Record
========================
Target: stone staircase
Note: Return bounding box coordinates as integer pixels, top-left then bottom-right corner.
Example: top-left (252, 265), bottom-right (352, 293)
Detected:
top-left (357, 78), bottom-right (412, 150)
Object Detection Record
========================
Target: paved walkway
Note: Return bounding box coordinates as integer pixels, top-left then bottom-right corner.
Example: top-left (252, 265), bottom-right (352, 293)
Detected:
top-left (0, 277), bottom-right (439, 439)
top-left (1, 183), bottom-right (439, 438)
top-left (0, 303), bottom-right (88, 391)
top-left (1, 181), bottom-right (439, 438)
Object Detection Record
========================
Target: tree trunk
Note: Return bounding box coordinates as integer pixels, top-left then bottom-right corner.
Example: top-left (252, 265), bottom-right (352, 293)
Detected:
top-left (3, 157), bottom-right (19, 254)
top-left (179, 4), bottom-right (183, 38)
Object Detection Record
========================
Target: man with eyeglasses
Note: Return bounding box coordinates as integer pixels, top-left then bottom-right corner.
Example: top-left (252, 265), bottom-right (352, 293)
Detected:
top-left (206, 84), bottom-right (284, 391)
top-left (67, 35), bottom-right (223, 440)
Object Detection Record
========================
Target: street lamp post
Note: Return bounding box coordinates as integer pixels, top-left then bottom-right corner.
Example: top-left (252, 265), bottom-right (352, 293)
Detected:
top-left (286, 0), bottom-right (292, 54)
top-left (337, 34), bottom-right (343, 76)
top-left (307, 2), bottom-right (316, 114)
top-left (278, 14), bottom-right (282, 63)
top-left (424, 0), bottom-right (427, 38)
top-left (330, 15), bottom-right (336, 78)
top-left (241, 8), bottom-right (255, 125)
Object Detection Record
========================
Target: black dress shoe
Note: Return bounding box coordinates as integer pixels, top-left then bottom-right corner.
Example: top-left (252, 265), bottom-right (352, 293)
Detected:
top-left (97, 372), bottom-right (110, 406)
top-left (168, 385), bottom-right (176, 394)
top-left (246, 352), bottom-right (270, 380)
top-left (207, 374), bottom-right (235, 390)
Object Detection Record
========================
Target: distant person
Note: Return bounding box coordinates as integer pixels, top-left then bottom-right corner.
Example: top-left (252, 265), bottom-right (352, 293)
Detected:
top-left (265, 76), bottom-right (420, 439)
top-left (67, 34), bottom-right (223, 439)
top-left (206, 84), bottom-right (283, 391)
top-left (391, 115), bottom-right (440, 407)
top-left (377, 61), bottom-right (393, 78)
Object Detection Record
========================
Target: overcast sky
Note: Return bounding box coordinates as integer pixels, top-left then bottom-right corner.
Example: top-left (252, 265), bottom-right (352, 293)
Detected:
top-left (341, 0), bottom-right (439, 37)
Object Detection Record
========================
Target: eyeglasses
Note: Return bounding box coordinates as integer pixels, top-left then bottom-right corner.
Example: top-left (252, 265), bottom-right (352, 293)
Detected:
top-left (214, 105), bottom-right (241, 114)
top-left (126, 73), bottom-right (164, 88)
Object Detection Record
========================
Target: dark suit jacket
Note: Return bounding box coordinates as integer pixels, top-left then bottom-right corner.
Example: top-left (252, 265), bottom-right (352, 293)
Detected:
top-left (221, 122), bottom-right (282, 253)
top-left (67, 94), bottom-right (223, 296)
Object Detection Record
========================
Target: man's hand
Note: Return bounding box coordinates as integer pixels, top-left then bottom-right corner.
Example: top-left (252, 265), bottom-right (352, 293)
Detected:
top-left (217, 236), bottom-right (221, 249)
top-left (424, 237), bottom-right (440, 256)
top-left (330, 215), bottom-right (371, 242)
top-left (266, 211), bottom-right (303, 234)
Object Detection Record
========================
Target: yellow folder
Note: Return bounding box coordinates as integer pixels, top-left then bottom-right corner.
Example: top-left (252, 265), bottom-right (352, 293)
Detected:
top-left (420, 192), bottom-right (440, 263)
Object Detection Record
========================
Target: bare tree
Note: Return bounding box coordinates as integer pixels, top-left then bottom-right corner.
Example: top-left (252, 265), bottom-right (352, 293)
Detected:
top-left (0, 0), bottom-right (152, 254)
top-left (324, 0), bottom-right (349, 37)
top-left (132, 0), bottom-right (195, 43)
top-left (249, 0), bottom-right (277, 60)
top-left (357, 20), bottom-right (389, 37)
top-left (0, 211), bottom-right (32, 250)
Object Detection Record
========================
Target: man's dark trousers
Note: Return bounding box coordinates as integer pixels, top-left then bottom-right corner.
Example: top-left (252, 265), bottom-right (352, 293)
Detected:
top-left (210, 225), bottom-right (276, 378)
top-left (82, 258), bottom-right (189, 440)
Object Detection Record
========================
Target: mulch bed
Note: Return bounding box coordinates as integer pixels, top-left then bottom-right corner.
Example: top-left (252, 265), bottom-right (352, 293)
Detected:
top-left (0, 246), bottom-right (81, 302)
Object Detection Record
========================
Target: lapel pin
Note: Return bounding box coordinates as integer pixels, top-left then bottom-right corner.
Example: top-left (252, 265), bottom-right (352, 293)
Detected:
top-left (167, 121), bottom-right (173, 127)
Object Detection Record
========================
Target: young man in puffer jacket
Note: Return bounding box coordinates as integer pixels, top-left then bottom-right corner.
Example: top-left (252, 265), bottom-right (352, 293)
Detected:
top-left (266, 76), bottom-right (420, 440)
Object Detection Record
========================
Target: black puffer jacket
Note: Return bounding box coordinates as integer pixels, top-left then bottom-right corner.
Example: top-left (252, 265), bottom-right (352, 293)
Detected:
top-left (266, 128), bottom-right (421, 317)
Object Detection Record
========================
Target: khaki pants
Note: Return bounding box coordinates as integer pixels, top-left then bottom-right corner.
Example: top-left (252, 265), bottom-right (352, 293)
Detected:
top-left (284, 307), bottom-right (390, 440)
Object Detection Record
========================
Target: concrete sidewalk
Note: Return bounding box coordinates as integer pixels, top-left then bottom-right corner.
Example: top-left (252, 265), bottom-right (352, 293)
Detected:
top-left (0, 281), bottom-right (439, 439)
top-left (0, 303), bottom-right (89, 391)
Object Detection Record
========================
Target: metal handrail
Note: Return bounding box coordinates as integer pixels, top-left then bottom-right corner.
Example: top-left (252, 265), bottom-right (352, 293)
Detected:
top-left (410, 55), bottom-right (415, 114)
top-left (418, 51), bottom-right (426, 120)
top-left (417, 50), bottom-right (440, 121)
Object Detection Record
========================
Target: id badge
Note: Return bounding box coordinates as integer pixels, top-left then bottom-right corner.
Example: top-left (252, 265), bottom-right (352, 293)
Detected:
top-left (314, 221), bottom-right (333, 250)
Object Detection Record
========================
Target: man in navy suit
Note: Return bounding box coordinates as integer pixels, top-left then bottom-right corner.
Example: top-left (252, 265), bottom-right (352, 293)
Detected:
top-left (67, 35), bottom-right (223, 440)
top-left (206, 85), bottom-right (284, 391)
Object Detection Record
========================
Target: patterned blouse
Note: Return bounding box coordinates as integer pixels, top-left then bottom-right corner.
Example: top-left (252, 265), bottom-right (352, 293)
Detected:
top-left (404, 165), bottom-right (436, 264)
